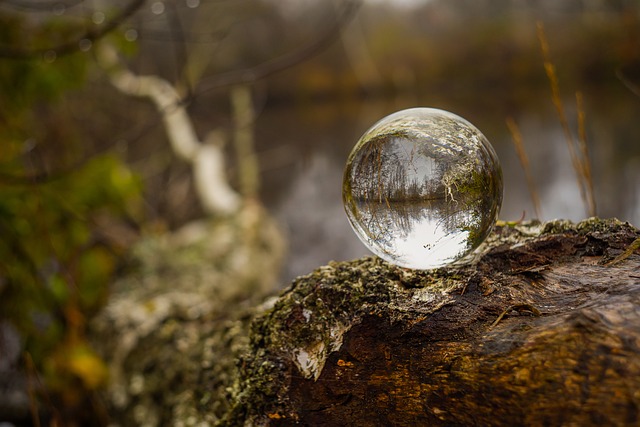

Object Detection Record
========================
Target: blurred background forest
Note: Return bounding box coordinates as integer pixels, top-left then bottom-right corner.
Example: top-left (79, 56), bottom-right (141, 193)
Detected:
top-left (1, 0), bottom-right (640, 424)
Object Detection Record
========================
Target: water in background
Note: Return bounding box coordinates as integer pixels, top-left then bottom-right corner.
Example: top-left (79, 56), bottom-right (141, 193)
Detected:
top-left (255, 94), bottom-right (640, 283)
top-left (105, 1), bottom-right (640, 284)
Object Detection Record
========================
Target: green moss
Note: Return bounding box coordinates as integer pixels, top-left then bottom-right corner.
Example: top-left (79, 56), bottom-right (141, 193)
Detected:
top-left (575, 217), bottom-right (628, 234)
top-left (540, 217), bottom-right (634, 236)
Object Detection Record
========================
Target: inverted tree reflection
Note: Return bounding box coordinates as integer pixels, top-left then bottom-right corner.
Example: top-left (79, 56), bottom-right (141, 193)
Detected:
top-left (343, 111), bottom-right (501, 267)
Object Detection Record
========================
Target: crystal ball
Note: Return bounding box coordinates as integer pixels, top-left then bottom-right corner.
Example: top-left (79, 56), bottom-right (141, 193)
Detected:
top-left (342, 107), bottom-right (503, 269)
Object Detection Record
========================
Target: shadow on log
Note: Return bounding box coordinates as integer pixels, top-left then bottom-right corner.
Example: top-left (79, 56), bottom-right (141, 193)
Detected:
top-left (95, 218), bottom-right (640, 426)
top-left (223, 218), bottom-right (640, 426)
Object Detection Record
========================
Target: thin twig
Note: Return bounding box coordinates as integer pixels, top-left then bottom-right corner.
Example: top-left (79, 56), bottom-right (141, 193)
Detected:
top-left (231, 84), bottom-right (259, 198)
top-left (616, 66), bottom-right (640, 97)
top-left (490, 304), bottom-right (542, 329)
top-left (166, 0), bottom-right (190, 93)
top-left (605, 236), bottom-right (640, 266)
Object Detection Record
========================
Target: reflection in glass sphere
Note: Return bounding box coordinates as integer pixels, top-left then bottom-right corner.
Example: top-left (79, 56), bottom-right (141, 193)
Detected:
top-left (342, 108), bottom-right (503, 269)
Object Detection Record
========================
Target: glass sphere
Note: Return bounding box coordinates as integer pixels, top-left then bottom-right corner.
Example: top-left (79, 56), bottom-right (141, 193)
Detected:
top-left (342, 108), bottom-right (503, 269)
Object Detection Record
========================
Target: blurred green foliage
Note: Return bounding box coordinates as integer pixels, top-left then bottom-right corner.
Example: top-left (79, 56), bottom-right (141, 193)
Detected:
top-left (0, 9), bottom-right (142, 418)
top-left (0, 155), bottom-right (141, 356)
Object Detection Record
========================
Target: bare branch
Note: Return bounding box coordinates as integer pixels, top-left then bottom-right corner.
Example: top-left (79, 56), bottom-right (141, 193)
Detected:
top-left (0, 0), bottom-right (146, 59)
top-left (1, 0), bottom-right (84, 12)
top-left (231, 84), bottom-right (259, 198)
top-left (195, 132), bottom-right (241, 215)
top-left (196, 0), bottom-right (361, 93)
top-left (97, 43), bottom-right (199, 161)
top-left (96, 42), bottom-right (242, 216)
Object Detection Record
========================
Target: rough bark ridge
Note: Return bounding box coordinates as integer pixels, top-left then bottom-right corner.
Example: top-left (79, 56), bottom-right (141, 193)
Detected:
top-left (222, 218), bottom-right (640, 426)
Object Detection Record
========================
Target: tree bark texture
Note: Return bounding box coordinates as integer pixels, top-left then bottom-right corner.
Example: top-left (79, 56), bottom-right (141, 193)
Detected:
top-left (224, 218), bottom-right (640, 426)
top-left (96, 218), bottom-right (640, 426)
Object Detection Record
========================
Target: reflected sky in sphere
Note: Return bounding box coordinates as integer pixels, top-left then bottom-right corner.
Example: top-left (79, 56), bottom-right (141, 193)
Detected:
top-left (342, 107), bottom-right (503, 269)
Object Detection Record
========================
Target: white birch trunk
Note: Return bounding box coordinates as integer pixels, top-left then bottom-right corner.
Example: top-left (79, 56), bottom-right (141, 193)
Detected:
top-left (95, 43), bottom-right (241, 215)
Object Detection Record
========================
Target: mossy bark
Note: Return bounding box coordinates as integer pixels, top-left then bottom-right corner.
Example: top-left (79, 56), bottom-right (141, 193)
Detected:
top-left (96, 217), bottom-right (640, 426)
top-left (224, 218), bottom-right (640, 426)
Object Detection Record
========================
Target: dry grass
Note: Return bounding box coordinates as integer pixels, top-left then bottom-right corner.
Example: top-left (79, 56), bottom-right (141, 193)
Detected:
top-left (506, 117), bottom-right (542, 219)
top-left (576, 91), bottom-right (597, 216)
top-left (536, 21), bottom-right (597, 218)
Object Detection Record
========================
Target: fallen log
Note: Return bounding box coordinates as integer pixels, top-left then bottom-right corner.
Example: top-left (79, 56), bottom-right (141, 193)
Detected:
top-left (96, 218), bottom-right (640, 426)
top-left (223, 218), bottom-right (640, 426)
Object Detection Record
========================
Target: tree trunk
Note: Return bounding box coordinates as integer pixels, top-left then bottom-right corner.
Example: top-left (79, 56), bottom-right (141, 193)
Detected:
top-left (96, 218), bottom-right (640, 426)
